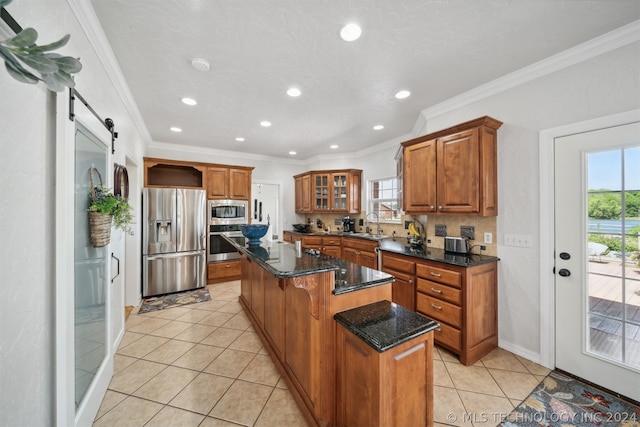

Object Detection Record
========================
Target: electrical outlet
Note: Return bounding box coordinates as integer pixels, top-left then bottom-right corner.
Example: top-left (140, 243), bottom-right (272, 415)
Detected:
top-left (480, 245), bottom-right (486, 250)
top-left (404, 220), bottom-right (411, 229)
top-left (484, 232), bottom-right (492, 244)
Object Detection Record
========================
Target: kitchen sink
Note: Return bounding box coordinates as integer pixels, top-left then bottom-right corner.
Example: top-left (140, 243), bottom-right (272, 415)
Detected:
top-left (350, 233), bottom-right (390, 240)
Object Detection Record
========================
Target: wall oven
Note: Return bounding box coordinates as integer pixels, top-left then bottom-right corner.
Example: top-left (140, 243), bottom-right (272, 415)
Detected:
top-left (209, 224), bottom-right (246, 262)
top-left (209, 199), bottom-right (248, 225)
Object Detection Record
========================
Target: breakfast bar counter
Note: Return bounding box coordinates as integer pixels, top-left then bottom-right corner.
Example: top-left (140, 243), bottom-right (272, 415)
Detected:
top-left (229, 237), bottom-right (396, 426)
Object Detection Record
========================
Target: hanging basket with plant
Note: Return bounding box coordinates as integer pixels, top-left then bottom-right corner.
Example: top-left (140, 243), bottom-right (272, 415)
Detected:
top-left (88, 167), bottom-right (133, 248)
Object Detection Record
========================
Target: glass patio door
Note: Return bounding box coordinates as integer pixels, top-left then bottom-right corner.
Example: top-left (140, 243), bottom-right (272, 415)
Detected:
top-left (554, 121), bottom-right (640, 400)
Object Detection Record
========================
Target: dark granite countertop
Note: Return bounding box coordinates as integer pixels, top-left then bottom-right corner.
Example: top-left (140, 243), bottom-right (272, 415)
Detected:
top-left (285, 230), bottom-right (386, 241)
top-left (334, 300), bottom-right (440, 352)
top-left (378, 238), bottom-right (499, 267)
top-left (226, 237), bottom-right (394, 294)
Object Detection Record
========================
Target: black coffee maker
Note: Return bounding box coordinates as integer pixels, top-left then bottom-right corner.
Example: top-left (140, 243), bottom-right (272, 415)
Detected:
top-left (342, 216), bottom-right (355, 233)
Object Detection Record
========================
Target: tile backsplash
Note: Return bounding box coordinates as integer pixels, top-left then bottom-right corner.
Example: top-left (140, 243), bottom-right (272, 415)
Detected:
top-left (300, 213), bottom-right (497, 256)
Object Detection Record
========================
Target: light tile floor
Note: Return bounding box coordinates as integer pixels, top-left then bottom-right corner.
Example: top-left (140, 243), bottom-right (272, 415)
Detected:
top-left (94, 281), bottom-right (551, 427)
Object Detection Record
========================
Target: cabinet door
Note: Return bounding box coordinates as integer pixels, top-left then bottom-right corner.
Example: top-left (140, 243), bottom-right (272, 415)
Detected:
top-left (403, 139), bottom-right (437, 213)
top-left (264, 274), bottom-right (285, 360)
top-left (301, 174), bottom-right (311, 212)
top-left (295, 176), bottom-right (304, 212)
top-left (285, 281), bottom-right (314, 404)
top-left (240, 257), bottom-right (251, 306)
top-left (331, 173), bottom-right (348, 211)
top-left (342, 247), bottom-right (358, 265)
top-left (323, 245), bottom-right (342, 258)
top-left (313, 174), bottom-right (330, 211)
top-left (436, 129), bottom-right (480, 214)
top-left (229, 168), bottom-right (250, 199)
top-left (357, 250), bottom-right (377, 269)
top-left (207, 167), bottom-right (229, 199)
top-left (386, 270), bottom-right (415, 310)
top-left (250, 260), bottom-right (265, 327)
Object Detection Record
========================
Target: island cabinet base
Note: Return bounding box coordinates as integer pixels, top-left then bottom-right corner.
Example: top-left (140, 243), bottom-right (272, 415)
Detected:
top-left (239, 265), bottom-right (392, 427)
top-left (335, 326), bottom-right (434, 427)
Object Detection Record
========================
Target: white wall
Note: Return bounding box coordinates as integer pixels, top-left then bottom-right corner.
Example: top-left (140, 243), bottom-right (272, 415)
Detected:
top-left (0, 0), bottom-right (147, 425)
top-left (418, 41), bottom-right (640, 359)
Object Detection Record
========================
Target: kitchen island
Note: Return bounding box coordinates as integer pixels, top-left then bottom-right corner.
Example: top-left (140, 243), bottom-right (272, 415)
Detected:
top-left (230, 238), bottom-right (397, 426)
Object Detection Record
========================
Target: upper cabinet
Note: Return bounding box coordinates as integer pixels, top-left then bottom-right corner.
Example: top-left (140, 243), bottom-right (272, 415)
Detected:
top-left (144, 158), bottom-right (206, 188)
top-left (144, 157), bottom-right (253, 200)
top-left (402, 116), bottom-right (502, 216)
top-left (294, 169), bottom-right (362, 214)
top-left (207, 166), bottom-right (252, 200)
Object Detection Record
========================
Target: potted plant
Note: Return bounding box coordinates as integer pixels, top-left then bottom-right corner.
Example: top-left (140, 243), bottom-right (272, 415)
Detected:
top-left (88, 168), bottom-right (134, 247)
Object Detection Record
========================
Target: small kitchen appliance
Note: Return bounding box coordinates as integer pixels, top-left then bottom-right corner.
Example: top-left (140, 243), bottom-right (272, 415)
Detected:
top-left (444, 236), bottom-right (470, 254)
top-left (342, 216), bottom-right (355, 233)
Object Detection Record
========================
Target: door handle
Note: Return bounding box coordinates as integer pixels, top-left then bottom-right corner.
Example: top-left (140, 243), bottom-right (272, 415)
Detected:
top-left (111, 253), bottom-right (120, 283)
top-left (558, 268), bottom-right (571, 277)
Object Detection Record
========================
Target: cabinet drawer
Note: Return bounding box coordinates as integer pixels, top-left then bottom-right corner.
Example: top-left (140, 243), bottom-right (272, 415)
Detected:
top-left (416, 278), bottom-right (461, 305)
top-left (416, 294), bottom-right (461, 328)
top-left (342, 237), bottom-right (377, 252)
top-left (208, 260), bottom-right (241, 279)
top-left (416, 263), bottom-right (461, 288)
top-left (302, 236), bottom-right (323, 246)
top-left (433, 322), bottom-right (461, 353)
top-left (322, 236), bottom-right (342, 246)
top-left (381, 253), bottom-right (415, 275)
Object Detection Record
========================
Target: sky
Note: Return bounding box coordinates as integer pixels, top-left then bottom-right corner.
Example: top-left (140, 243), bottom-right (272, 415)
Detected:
top-left (588, 147), bottom-right (640, 191)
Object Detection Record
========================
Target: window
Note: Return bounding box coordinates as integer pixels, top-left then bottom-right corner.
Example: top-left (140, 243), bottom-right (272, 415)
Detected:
top-left (368, 177), bottom-right (401, 223)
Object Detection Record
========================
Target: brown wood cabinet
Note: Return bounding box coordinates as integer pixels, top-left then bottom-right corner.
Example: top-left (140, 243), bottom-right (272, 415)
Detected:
top-left (380, 251), bottom-right (416, 311)
top-left (402, 116), bottom-right (502, 216)
top-left (294, 169), bottom-right (362, 213)
top-left (294, 174), bottom-right (312, 213)
top-left (144, 157), bottom-right (206, 188)
top-left (335, 324), bottom-right (434, 427)
top-left (415, 260), bottom-right (498, 366)
top-left (206, 166), bottom-right (252, 200)
top-left (239, 259), bottom-right (392, 426)
top-left (207, 259), bottom-right (242, 284)
top-left (342, 236), bottom-right (378, 269)
top-left (282, 231), bottom-right (295, 243)
top-left (300, 235), bottom-right (342, 257)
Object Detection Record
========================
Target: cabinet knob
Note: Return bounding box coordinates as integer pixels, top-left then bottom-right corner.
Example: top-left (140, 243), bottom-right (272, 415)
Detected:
top-left (408, 279), bottom-right (413, 284)
top-left (430, 287), bottom-right (442, 294)
top-left (431, 303), bottom-right (442, 310)
top-left (435, 327), bottom-right (442, 332)
top-left (438, 205), bottom-right (443, 210)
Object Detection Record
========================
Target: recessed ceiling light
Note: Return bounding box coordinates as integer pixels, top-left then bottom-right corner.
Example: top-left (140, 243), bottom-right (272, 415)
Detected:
top-left (181, 97), bottom-right (197, 106)
top-left (170, 127), bottom-right (182, 132)
top-left (373, 125), bottom-right (384, 130)
top-left (330, 145), bottom-right (339, 149)
top-left (235, 137), bottom-right (245, 142)
top-left (289, 151), bottom-right (297, 155)
top-left (395, 90), bottom-right (411, 99)
top-left (191, 58), bottom-right (210, 72)
top-left (287, 87), bottom-right (301, 97)
top-left (260, 121), bottom-right (272, 127)
top-left (340, 23), bottom-right (361, 42)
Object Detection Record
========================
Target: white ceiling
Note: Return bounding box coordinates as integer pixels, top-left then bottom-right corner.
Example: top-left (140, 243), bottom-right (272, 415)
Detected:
top-left (90, 0), bottom-right (639, 160)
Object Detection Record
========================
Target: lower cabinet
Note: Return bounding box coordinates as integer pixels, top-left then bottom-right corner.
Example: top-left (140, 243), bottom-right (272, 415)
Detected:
top-left (263, 272), bottom-right (285, 360)
top-left (335, 324), bottom-right (434, 427)
top-left (207, 259), bottom-right (242, 284)
top-left (342, 237), bottom-right (378, 269)
top-left (415, 260), bottom-right (498, 366)
top-left (380, 252), bottom-right (416, 310)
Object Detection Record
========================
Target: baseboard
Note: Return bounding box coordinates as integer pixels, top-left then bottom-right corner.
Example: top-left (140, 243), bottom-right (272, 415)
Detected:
top-left (499, 339), bottom-right (550, 368)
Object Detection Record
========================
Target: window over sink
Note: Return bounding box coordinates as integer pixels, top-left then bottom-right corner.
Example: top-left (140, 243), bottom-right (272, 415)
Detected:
top-left (368, 177), bottom-right (401, 223)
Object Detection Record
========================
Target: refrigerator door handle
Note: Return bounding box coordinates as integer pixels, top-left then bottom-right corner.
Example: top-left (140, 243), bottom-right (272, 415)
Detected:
top-left (144, 250), bottom-right (204, 261)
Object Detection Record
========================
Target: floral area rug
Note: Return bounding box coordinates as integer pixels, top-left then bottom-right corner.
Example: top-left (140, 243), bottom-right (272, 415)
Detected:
top-left (138, 288), bottom-right (211, 314)
top-left (499, 370), bottom-right (639, 426)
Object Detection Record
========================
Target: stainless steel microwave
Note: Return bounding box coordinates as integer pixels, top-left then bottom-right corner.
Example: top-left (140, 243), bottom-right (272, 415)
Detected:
top-left (208, 199), bottom-right (248, 225)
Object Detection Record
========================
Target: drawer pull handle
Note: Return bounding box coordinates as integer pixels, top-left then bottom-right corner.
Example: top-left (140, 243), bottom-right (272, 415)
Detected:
top-left (430, 272), bottom-right (441, 277)
top-left (225, 265), bottom-right (231, 268)
top-left (430, 287), bottom-right (442, 294)
top-left (431, 303), bottom-right (442, 310)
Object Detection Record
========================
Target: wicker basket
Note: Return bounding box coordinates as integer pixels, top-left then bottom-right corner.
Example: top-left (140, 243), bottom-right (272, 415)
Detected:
top-left (88, 167), bottom-right (112, 248)
top-left (89, 211), bottom-right (112, 247)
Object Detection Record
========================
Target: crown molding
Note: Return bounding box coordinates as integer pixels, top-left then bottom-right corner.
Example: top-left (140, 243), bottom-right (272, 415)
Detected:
top-left (67, 0), bottom-right (152, 145)
top-left (419, 19), bottom-right (640, 121)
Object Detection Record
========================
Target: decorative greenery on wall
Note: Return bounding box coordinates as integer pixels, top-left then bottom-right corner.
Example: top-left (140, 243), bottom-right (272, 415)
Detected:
top-left (0, 0), bottom-right (82, 91)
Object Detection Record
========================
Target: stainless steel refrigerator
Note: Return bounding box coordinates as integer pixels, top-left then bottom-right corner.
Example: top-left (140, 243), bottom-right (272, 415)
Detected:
top-left (142, 188), bottom-right (207, 297)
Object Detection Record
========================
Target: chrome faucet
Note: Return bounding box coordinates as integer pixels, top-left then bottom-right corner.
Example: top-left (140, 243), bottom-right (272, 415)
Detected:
top-left (365, 212), bottom-right (382, 235)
